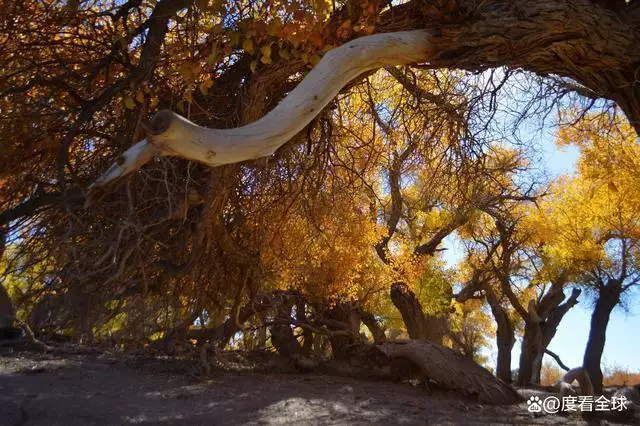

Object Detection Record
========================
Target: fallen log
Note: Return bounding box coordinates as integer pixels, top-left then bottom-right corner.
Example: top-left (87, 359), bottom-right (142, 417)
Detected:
top-left (377, 340), bottom-right (520, 405)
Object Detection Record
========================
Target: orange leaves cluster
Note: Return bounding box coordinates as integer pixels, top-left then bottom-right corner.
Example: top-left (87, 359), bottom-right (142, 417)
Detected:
top-left (262, 193), bottom-right (389, 301)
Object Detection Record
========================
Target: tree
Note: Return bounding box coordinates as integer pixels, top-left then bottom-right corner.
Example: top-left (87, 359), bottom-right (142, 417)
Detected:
top-left (457, 232), bottom-right (520, 384)
top-left (457, 194), bottom-right (586, 386)
top-left (2, 0), bottom-right (639, 403)
top-left (550, 111), bottom-right (640, 394)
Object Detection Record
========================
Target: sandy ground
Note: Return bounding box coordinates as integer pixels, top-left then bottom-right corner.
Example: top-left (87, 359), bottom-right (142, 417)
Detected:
top-left (0, 350), bottom-right (636, 426)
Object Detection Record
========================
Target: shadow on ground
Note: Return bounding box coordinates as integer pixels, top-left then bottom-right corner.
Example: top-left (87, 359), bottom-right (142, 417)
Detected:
top-left (0, 351), bottom-right (631, 425)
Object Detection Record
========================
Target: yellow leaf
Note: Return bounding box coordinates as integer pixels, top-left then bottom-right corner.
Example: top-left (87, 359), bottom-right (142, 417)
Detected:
top-left (199, 78), bottom-right (214, 95)
top-left (250, 60), bottom-right (258, 73)
top-left (179, 62), bottom-right (195, 81)
top-left (279, 49), bottom-right (290, 61)
top-left (135, 90), bottom-right (145, 104)
top-left (260, 55), bottom-right (272, 64)
top-left (242, 38), bottom-right (254, 53)
top-left (124, 96), bottom-right (135, 110)
top-left (260, 44), bottom-right (272, 59)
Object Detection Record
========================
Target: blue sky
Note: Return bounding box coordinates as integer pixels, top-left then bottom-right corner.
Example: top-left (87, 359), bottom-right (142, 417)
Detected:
top-left (442, 127), bottom-right (640, 374)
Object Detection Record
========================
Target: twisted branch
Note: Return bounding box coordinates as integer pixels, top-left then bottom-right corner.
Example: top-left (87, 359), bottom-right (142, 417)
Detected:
top-left (88, 31), bottom-right (432, 195)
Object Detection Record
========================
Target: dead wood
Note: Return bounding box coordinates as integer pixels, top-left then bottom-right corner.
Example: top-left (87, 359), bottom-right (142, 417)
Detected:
top-left (378, 340), bottom-right (521, 405)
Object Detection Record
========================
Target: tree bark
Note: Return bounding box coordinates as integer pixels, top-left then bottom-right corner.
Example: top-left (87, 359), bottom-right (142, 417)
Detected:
top-left (583, 281), bottom-right (621, 394)
top-left (410, 0), bottom-right (640, 133)
top-left (518, 321), bottom-right (541, 386)
top-left (535, 287), bottom-right (581, 381)
top-left (378, 340), bottom-right (520, 405)
top-left (484, 287), bottom-right (515, 383)
top-left (358, 308), bottom-right (387, 343)
top-left (296, 300), bottom-right (314, 355)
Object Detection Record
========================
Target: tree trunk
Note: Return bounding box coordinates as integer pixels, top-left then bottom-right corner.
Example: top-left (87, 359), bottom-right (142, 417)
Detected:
top-left (535, 287), bottom-right (582, 383)
top-left (518, 287), bottom-right (581, 386)
top-left (257, 311), bottom-right (268, 348)
top-left (378, 340), bottom-right (520, 405)
top-left (0, 283), bottom-right (15, 330)
top-left (390, 282), bottom-right (448, 344)
top-left (484, 288), bottom-right (514, 383)
top-left (270, 299), bottom-right (303, 358)
top-left (325, 303), bottom-right (362, 360)
top-left (0, 226), bottom-right (15, 330)
top-left (518, 321), bottom-right (541, 386)
top-left (583, 282), bottom-right (621, 394)
top-left (409, 0), bottom-right (640, 134)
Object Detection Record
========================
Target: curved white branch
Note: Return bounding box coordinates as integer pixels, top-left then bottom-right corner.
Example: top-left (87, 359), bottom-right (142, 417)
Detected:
top-left (90, 30), bottom-right (431, 191)
top-left (91, 139), bottom-right (158, 188)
